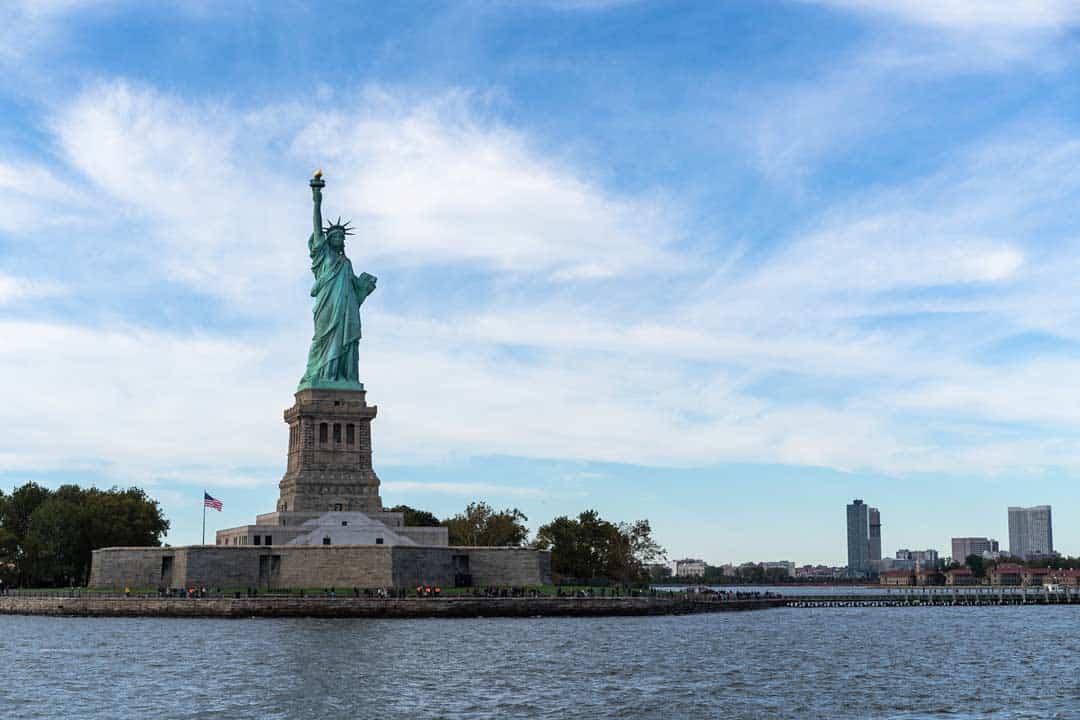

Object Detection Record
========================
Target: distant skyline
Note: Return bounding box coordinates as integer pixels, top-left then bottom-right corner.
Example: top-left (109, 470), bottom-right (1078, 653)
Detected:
top-left (4, 2), bottom-right (1080, 564)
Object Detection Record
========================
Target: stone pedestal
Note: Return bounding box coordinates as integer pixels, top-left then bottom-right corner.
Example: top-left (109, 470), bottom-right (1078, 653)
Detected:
top-left (276, 388), bottom-right (383, 514)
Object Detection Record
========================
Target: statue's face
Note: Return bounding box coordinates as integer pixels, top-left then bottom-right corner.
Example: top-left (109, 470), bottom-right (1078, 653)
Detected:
top-left (328, 229), bottom-right (345, 252)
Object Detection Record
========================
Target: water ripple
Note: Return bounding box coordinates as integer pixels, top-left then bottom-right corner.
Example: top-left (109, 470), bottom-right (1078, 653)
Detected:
top-left (0, 607), bottom-right (1077, 718)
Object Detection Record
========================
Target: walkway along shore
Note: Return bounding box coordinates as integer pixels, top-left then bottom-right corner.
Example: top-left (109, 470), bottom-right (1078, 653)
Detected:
top-left (0, 594), bottom-right (784, 619)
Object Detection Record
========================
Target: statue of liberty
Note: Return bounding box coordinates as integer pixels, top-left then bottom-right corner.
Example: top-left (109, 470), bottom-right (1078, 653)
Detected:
top-left (298, 171), bottom-right (377, 391)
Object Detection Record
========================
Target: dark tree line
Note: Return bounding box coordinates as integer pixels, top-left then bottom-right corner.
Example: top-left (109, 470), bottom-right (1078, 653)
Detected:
top-left (391, 503), bottom-right (666, 583)
top-left (390, 502), bottom-right (531, 547)
top-left (534, 512), bottom-right (665, 584)
top-left (0, 483), bottom-right (169, 587)
top-left (690, 564), bottom-right (795, 584)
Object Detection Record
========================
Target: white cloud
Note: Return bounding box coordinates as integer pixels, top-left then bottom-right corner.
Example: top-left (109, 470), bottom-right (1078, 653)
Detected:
top-left (0, 274), bottom-right (63, 305)
top-left (10, 77), bottom-right (1080, 501)
top-left (0, 315), bottom-right (908, 481)
top-left (727, 130), bottom-right (1080, 336)
top-left (747, 63), bottom-right (898, 184)
top-left (47, 81), bottom-right (679, 317)
top-left (0, 1), bottom-right (105, 65)
top-left (802, 0), bottom-right (1080, 70)
top-left (292, 88), bottom-right (680, 279)
top-left (0, 161), bottom-right (100, 234)
top-left (0, 320), bottom-right (288, 479)
top-left (751, 2), bottom-right (1080, 183)
top-left (52, 83), bottom-right (302, 305)
top-left (809, 0), bottom-right (1080, 31)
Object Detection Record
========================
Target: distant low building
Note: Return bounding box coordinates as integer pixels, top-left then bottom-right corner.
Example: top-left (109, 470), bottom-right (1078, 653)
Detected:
top-left (880, 569), bottom-right (915, 586)
top-left (670, 558), bottom-right (706, 577)
top-left (915, 569), bottom-right (944, 586)
top-left (794, 565), bottom-right (844, 580)
top-left (1022, 567), bottom-right (1052, 587)
top-left (760, 561), bottom-right (795, 577)
top-left (1050, 569), bottom-right (1080, 587)
top-left (945, 568), bottom-right (977, 586)
top-left (988, 563), bottom-right (1024, 586)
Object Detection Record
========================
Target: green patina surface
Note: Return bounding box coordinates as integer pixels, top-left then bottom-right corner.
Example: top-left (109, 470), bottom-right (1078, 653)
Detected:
top-left (298, 172), bottom-right (376, 392)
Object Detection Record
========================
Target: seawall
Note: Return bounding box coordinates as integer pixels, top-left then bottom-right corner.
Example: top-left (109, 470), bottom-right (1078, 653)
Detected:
top-left (0, 595), bottom-right (784, 619)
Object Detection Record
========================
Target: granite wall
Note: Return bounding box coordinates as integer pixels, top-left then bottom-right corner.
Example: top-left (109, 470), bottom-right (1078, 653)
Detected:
top-left (89, 544), bottom-right (551, 589)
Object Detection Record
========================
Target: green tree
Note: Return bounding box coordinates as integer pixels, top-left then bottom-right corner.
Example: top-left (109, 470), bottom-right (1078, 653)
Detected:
top-left (0, 482), bottom-right (169, 586)
top-left (965, 554), bottom-right (985, 578)
top-left (534, 510), bottom-right (664, 583)
top-left (620, 519), bottom-right (666, 568)
top-left (443, 502), bottom-right (529, 547)
top-left (2, 483), bottom-right (53, 585)
top-left (0, 489), bottom-right (16, 586)
top-left (6, 482), bottom-right (51, 542)
top-left (735, 563), bottom-right (764, 583)
top-left (22, 489), bottom-right (87, 585)
top-left (648, 564), bottom-right (673, 581)
top-left (80, 487), bottom-right (169, 582)
top-left (387, 504), bottom-right (441, 527)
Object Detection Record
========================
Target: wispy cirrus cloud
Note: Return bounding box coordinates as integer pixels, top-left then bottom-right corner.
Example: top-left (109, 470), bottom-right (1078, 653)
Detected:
top-left (0, 274), bottom-right (64, 305)
top-left (0, 1), bottom-right (105, 65)
top-left (10, 76), bottom-right (1080, 485)
top-left (48, 81), bottom-right (679, 314)
top-left (803, 0), bottom-right (1080, 67)
top-left (808, 0), bottom-right (1080, 32)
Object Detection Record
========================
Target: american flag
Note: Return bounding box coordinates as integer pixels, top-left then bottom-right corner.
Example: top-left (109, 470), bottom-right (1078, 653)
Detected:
top-left (204, 492), bottom-right (223, 511)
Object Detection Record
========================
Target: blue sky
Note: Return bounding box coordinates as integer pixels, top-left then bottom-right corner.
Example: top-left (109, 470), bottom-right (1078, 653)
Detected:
top-left (4, 1), bottom-right (1080, 565)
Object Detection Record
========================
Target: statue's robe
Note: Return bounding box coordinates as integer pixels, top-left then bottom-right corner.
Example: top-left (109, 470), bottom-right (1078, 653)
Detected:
top-left (299, 230), bottom-right (376, 387)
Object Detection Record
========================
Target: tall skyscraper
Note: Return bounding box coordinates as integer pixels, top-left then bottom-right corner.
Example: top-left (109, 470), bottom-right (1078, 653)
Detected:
top-left (846, 499), bottom-right (870, 576)
top-left (868, 507), bottom-right (882, 563)
top-left (1008, 506), bottom-right (1053, 560)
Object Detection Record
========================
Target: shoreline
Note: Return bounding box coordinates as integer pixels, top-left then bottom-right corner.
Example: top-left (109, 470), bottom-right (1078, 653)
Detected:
top-left (0, 594), bottom-right (784, 619)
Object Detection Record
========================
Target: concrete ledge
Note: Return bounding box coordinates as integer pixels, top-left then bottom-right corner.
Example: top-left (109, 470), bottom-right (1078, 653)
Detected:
top-left (0, 595), bottom-right (783, 619)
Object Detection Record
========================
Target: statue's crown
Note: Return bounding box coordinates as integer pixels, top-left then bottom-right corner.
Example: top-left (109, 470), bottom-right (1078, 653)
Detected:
top-left (324, 217), bottom-right (355, 236)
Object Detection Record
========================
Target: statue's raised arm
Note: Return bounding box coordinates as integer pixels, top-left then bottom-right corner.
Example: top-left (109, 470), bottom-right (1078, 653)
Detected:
top-left (310, 169), bottom-right (326, 240)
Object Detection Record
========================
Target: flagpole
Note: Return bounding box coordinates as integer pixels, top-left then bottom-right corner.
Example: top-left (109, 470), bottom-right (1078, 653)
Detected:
top-left (202, 490), bottom-right (206, 546)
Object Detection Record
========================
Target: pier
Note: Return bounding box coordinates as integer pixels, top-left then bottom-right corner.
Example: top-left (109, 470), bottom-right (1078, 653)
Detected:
top-left (783, 588), bottom-right (1080, 608)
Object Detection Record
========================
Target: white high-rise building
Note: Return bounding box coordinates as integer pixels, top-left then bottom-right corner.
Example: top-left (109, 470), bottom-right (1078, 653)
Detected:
top-left (1008, 506), bottom-right (1053, 560)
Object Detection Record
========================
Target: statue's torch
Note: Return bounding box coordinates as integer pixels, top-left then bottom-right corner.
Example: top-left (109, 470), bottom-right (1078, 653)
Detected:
top-left (310, 169), bottom-right (325, 190)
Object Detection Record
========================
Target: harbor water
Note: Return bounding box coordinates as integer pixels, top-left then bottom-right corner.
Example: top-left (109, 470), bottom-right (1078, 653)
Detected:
top-left (3, 606), bottom-right (1078, 719)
